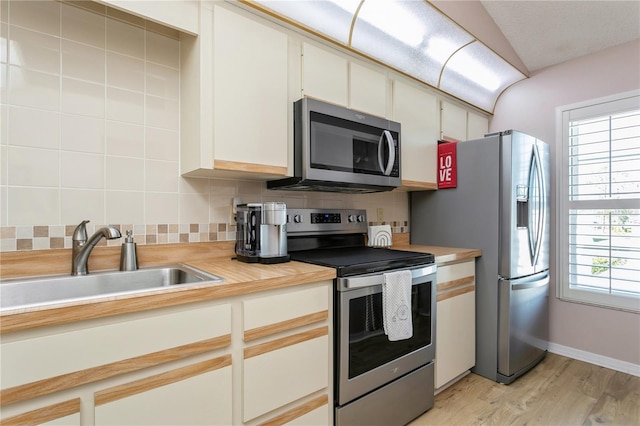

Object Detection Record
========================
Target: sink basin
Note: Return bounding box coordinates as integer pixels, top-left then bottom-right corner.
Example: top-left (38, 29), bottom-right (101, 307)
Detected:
top-left (0, 264), bottom-right (223, 311)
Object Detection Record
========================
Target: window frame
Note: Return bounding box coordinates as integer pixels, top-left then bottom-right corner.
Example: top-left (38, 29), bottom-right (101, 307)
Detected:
top-left (556, 90), bottom-right (640, 313)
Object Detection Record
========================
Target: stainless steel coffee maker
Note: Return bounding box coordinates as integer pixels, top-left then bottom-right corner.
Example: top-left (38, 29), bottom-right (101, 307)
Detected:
top-left (235, 202), bottom-right (289, 264)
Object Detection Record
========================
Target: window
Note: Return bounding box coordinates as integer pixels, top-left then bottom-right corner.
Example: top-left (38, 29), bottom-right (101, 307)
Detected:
top-left (557, 91), bottom-right (640, 312)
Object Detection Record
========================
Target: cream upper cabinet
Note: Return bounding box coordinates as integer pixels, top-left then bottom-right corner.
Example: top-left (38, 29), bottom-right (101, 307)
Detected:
top-left (181, 4), bottom-right (290, 179)
top-left (435, 260), bottom-right (476, 390)
top-left (302, 42), bottom-right (348, 107)
top-left (441, 100), bottom-right (468, 142)
top-left (393, 80), bottom-right (439, 189)
top-left (95, 0), bottom-right (199, 35)
top-left (301, 43), bottom-right (387, 117)
top-left (349, 62), bottom-right (387, 117)
top-left (467, 110), bottom-right (490, 140)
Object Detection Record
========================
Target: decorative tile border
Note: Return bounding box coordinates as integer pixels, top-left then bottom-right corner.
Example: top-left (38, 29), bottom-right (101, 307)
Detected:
top-left (0, 221), bottom-right (409, 252)
top-left (0, 223), bottom-right (237, 252)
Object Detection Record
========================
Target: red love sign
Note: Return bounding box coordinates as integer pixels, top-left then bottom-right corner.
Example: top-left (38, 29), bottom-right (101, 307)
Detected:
top-left (437, 141), bottom-right (457, 189)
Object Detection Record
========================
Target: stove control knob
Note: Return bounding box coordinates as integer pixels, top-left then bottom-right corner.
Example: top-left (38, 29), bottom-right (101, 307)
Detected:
top-left (293, 214), bottom-right (303, 223)
top-left (357, 214), bottom-right (366, 222)
top-left (348, 214), bottom-right (357, 222)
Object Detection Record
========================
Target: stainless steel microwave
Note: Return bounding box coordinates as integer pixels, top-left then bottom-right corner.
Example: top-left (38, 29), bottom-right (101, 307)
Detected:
top-left (267, 97), bottom-right (401, 193)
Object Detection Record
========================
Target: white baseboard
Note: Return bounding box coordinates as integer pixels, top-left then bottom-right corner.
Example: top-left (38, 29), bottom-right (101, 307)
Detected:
top-left (548, 342), bottom-right (640, 377)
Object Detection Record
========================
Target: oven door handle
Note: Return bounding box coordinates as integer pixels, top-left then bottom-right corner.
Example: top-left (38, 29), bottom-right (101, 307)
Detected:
top-left (340, 264), bottom-right (437, 289)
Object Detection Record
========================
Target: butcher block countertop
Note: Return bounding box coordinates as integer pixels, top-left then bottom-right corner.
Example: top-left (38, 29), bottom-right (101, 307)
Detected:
top-left (391, 234), bottom-right (482, 265)
top-left (0, 237), bottom-right (480, 334)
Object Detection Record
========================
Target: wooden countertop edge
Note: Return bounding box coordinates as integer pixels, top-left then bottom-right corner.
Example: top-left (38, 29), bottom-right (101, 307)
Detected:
top-left (0, 262), bottom-right (336, 335)
top-left (0, 238), bottom-right (479, 335)
top-left (392, 244), bottom-right (482, 265)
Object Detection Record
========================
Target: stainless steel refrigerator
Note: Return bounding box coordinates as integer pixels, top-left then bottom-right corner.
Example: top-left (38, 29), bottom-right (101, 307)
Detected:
top-left (410, 130), bottom-right (550, 384)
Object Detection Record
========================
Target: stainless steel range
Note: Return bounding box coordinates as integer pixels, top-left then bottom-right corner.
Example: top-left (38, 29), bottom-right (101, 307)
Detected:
top-left (287, 208), bottom-right (437, 426)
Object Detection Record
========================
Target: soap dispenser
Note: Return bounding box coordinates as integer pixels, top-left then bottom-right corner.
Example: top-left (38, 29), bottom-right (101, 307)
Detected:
top-left (120, 230), bottom-right (138, 271)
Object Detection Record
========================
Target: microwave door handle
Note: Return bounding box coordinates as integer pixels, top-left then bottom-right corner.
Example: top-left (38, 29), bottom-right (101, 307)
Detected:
top-left (377, 130), bottom-right (395, 176)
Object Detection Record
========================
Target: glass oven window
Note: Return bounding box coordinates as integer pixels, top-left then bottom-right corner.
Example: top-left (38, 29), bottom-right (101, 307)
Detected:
top-left (348, 282), bottom-right (432, 379)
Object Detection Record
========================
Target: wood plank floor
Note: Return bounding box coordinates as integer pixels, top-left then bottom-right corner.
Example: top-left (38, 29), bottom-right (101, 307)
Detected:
top-left (409, 353), bottom-right (640, 425)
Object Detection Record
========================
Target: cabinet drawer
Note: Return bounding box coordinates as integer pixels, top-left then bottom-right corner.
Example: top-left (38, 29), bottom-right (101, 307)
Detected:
top-left (1, 304), bottom-right (231, 392)
top-left (243, 282), bottom-right (330, 341)
top-left (1, 398), bottom-right (81, 426)
top-left (243, 332), bottom-right (329, 422)
top-left (95, 359), bottom-right (232, 425)
top-left (437, 260), bottom-right (475, 285)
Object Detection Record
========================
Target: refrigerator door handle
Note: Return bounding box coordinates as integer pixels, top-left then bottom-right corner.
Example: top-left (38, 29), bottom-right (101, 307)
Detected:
top-left (512, 274), bottom-right (550, 290)
top-left (528, 144), bottom-right (545, 267)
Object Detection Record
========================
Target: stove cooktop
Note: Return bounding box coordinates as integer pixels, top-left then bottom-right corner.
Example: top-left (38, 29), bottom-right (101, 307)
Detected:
top-left (289, 246), bottom-right (435, 277)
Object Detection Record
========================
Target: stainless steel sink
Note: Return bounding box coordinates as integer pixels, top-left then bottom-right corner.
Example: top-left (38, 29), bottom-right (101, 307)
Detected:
top-left (0, 264), bottom-right (223, 311)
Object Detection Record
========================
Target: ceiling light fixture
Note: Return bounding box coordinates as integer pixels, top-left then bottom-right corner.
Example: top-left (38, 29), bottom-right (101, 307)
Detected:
top-left (247, 0), bottom-right (526, 113)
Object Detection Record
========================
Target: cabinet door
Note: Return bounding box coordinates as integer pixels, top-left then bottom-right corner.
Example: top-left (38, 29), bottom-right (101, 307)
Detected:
top-left (96, 0), bottom-right (199, 35)
top-left (441, 100), bottom-right (467, 142)
top-left (243, 331), bottom-right (329, 422)
top-left (213, 5), bottom-right (289, 170)
top-left (302, 42), bottom-right (348, 106)
top-left (436, 291), bottom-right (475, 388)
top-left (467, 110), bottom-right (489, 141)
top-left (350, 62), bottom-right (387, 117)
top-left (95, 359), bottom-right (232, 425)
top-left (393, 80), bottom-right (438, 186)
top-left (436, 261), bottom-right (476, 389)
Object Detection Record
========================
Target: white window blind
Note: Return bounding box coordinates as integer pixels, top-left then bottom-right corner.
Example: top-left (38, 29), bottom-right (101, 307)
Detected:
top-left (557, 91), bottom-right (640, 312)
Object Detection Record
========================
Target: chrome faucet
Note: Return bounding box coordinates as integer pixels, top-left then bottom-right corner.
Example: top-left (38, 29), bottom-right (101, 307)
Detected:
top-left (71, 220), bottom-right (122, 275)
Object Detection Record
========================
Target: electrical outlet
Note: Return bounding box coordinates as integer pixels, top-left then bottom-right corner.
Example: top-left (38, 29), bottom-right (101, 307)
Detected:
top-left (376, 207), bottom-right (384, 222)
top-left (230, 197), bottom-right (241, 223)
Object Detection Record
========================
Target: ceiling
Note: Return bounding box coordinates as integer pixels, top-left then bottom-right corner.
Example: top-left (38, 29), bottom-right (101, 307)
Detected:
top-left (480, 0), bottom-right (640, 72)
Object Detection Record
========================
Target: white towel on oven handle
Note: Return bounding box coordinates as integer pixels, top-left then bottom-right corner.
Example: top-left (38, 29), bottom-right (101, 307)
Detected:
top-left (382, 270), bottom-right (413, 341)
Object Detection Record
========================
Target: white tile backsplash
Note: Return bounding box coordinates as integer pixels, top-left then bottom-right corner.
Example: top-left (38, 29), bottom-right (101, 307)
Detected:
top-left (61, 151), bottom-right (104, 189)
top-left (9, 0), bottom-right (60, 36)
top-left (145, 159), bottom-right (178, 192)
top-left (145, 127), bottom-right (178, 161)
top-left (8, 146), bottom-right (59, 187)
top-left (9, 66), bottom-right (60, 110)
top-left (106, 87), bottom-right (144, 124)
top-left (0, 0), bottom-right (409, 252)
top-left (8, 186), bottom-right (60, 225)
top-left (106, 190), bottom-right (144, 224)
top-left (61, 2), bottom-right (106, 48)
top-left (61, 114), bottom-right (105, 153)
top-left (106, 156), bottom-right (144, 190)
top-left (61, 77), bottom-right (104, 117)
top-left (106, 17), bottom-right (144, 57)
top-left (61, 39), bottom-right (105, 83)
top-left (60, 188), bottom-right (105, 225)
top-left (9, 25), bottom-right (60, 73)
top-left (145, 95), bottom-right (178, 130)
top-left (146, 62), bottom-right (179, 99)
top-left (9, 106), bottom-right (60, 149)
top-left (106, 121), bottom-right (144, 157)
top-left (106, 52), bottom-right (145, 92)
top-left (146, 31), bottom-right (179, 68)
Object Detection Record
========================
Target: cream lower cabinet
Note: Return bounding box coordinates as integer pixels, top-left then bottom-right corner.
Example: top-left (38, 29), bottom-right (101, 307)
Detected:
top-left (94, 358), bottom-right (232, 425)
top-left (242, 282), bottom-right (332, 425)
top-left (435, 260), bottom-right (476, 390)
top-left (0, 280), bottom-right (333, 425)
top-left (0, 302), bottom-right (233, 425)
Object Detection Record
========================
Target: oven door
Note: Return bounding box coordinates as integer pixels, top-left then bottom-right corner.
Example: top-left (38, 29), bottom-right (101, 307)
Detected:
top-left (336, 264), bottom-right (436, 406)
